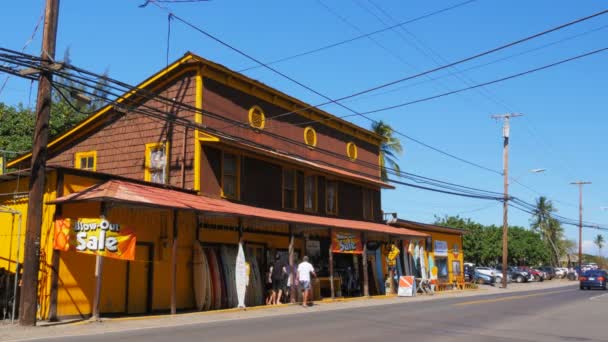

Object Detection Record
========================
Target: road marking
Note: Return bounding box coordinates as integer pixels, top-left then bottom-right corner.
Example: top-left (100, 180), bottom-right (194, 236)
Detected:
top-left (453, 289), bottom-right (572, 306)
top-left (589, 292), bottom-right (608, 301)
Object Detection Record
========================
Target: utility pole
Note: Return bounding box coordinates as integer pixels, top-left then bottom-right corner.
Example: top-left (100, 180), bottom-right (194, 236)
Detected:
top-left (19, 0), bottom-right (60, 326)
top-left (491, 113), bottom-right (523, 289)
top-left (571, 181), bottom-right (591, 269)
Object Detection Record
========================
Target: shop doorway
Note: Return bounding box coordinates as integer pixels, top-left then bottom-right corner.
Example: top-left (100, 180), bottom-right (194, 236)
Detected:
top-left (126, 242), bottom-right (154, 314)
top-left (246, 243), bottom-right (266, 275)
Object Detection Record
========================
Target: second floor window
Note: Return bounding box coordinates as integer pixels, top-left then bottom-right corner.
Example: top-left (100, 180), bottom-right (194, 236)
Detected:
top-left (362, 188), bottom-right (374, 220)
top-left (326, 180), bottom-right (338, 215)
top-left (222, 152), bottom-right (239, 199)
top-left (145, 143), bottom-right (168, 184)
top-left (304, 175), bottom-right (316, 212)
top-left (75, 151), bottom-right (96, 171)
top-left (282, 168), bottom-right (297, 209)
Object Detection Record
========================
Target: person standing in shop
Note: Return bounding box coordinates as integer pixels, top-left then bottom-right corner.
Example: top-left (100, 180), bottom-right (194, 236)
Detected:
top-left (296, 256), bottom-right (317, 307)
top-left (269, 254), bottom-right (287, 305)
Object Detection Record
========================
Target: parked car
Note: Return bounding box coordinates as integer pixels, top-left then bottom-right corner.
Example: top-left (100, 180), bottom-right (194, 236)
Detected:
top-left (508, 266), bottom-right (529, 283)
top-left (493, 268), bottom-right (513, 284)
top-left (519, 266), bottom-right (544, 281)
top-left (538, 266), bottom-right (556, 280)
top-left (464, 264), bottom-right (475, 282)
top-left (474, 267), bottom-right (496, 278)
top-left (555, 267), bottom-right (567, 279)
top-left (580, 270), bottom-right (608, 290)
top-left (473, 270), bottom-right (495, 285)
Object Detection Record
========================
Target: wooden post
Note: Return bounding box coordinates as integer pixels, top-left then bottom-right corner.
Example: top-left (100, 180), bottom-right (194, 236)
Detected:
top-left (19, 0), bottom-right (60, 326)
top-left (402, 240), bottom-right (409, 276)
top-left (362, 232), bottom-right (369, 297)
top-left (328, 228), bottom-right (334, 300)
top-left (288, 225), bottom-right (296, 303)
top-left (48, 171), bottom-right (64, 321)
top-left (170, 210), bottom-right (178, 315)
top-left (92, 202), bottom-right (108, 321)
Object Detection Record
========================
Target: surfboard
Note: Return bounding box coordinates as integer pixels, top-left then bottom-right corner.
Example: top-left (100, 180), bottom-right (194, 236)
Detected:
top-left (375, 247), bottom-right (385, 294)
top-left (215, 249), bottom-right (227, 309)
top-left (235, 243), bottom-right (247, 308)
top-left (193, 242), bottom-right (205, 311)
top-left (420, 245), bottom-right (427, 280)
top-left (205, 249), bottom-right (220, 310)
top-left (203, 245), bottom-right (212, 310)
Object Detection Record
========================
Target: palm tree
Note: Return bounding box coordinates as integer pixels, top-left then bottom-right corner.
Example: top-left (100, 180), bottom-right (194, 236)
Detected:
top-left (594, 234), bottom-right (605, 259)
top-left (371, 121), bottom-right (403, 182)
top-left (530, 196), bottom-right (563, 266)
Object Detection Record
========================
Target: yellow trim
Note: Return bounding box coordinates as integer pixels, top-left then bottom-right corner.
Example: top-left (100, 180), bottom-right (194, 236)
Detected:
top-left (346, 142), bottom-right (358, 161)
top-left (144, 142), bottom-right (170, 183)
top-left (281, 168), bottom-right (298, 210)
top-left (325, 179), bottom-right (339, 215)
top-left (74, 150), bottom-right (97, 171)
top-left (7, 54), bottom-right (195, 168)
top-left (0, 156), bottom-right (4, 175)
top-left (248, 105), bottom-right (266, 130)
top-left (220, 151), bottom-right (240, 200)
top-left (303, 126), bottom-right (317, 148)
top-left (194, 66), bottom-right (203, 192)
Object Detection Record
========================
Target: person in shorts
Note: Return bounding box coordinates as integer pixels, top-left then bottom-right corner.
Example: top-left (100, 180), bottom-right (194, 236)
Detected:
top-left (270, 254), bottom-right (286, 305)
top-left (296, 256), bottom-right (316, 307)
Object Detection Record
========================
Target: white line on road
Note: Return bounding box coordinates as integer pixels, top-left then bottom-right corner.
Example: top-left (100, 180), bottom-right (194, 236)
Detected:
top-left (589, 292), bottom-right (608, 301)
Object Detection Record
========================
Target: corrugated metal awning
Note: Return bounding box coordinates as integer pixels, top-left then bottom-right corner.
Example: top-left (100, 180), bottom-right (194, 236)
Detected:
top-left (49, 179), bottom-right (426, 238)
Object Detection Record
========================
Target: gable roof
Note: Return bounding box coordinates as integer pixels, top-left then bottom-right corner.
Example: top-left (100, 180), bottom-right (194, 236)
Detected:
top-left (8, 52), bottom-right (383, 168)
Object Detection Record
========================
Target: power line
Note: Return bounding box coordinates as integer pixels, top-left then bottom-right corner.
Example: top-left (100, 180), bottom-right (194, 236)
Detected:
top-left (238, 0), bottom-right (477, 72)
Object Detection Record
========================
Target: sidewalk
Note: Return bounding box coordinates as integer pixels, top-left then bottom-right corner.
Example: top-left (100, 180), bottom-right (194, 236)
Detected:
top-left (0, 280), bottom-right (575, 342)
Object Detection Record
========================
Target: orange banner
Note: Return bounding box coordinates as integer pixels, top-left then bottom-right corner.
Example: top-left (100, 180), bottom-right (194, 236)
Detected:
top-left (54, 218), bottom-right (136, 260)
top-left (331, 230), bottom-right (363, 254)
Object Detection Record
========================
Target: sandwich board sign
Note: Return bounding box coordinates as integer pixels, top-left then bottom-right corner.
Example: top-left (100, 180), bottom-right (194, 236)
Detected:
top-left (398, 276), bottom-right (416, 297)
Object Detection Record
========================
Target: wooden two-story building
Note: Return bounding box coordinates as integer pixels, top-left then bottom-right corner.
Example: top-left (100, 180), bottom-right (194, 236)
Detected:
top-left (0, 52), bottom-right (427, 320)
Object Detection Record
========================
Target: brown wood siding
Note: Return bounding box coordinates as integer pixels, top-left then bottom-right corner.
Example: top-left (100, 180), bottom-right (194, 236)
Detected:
top-left (339, 182), bottom-right (363, 220)
top-left (296, 171), bottom-right (304, 211)
top-left (373, 189), bottom-right (382, 222)
top-left (317, 176), bottom-right (326, 215)
top-left (202, 78), bottom-right (381, 179)
top-left (201, 145), bottom-right (222, 197)
top-left (47, 72), bottom-right (197, 188)
top-left (240, 156), bottom-right (282, 209)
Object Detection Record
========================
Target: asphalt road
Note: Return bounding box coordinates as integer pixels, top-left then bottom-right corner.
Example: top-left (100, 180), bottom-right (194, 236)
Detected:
top-left (47, 285), bottom-right (608, 342)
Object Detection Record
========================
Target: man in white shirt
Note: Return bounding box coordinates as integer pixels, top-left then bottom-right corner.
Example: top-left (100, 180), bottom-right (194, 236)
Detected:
top-left (296, 256), bottom-right (317, 307)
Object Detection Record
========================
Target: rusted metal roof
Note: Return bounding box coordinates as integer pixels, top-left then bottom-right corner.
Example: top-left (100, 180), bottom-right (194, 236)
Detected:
top-left (50, 179), bottom-right (426, 237)
top-left (389, 218), bottom-right (465, 236)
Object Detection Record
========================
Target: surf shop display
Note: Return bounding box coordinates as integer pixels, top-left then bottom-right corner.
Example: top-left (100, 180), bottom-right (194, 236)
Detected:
top-left (193, 242), bottom-right (264, 311)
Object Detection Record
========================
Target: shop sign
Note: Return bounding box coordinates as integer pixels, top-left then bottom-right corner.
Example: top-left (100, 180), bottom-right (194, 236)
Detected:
top-left (306, 240), bottom-right (321, 256)
top-left (434, 240), bottom-right (448, 257)
top-left (53, 217), bottom-right (136, 260)
top-left (398, 276), bottom-right (415, 297)
top-left (331, 230), bottom-right (363, 254)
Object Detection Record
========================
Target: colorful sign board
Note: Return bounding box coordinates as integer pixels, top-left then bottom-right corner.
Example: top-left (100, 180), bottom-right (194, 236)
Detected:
top-left (434, 240), bottom-right (448, 257)
top-left (331, 230), bottom-right (363, 254)
top-left (53, 218), bottom-right (136, 260)
top-left (398, 276), bottom-right (416, 297)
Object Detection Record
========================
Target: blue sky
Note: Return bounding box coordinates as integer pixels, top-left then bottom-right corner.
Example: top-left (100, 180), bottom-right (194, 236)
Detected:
top-left (1, 0), bottom-right (607, 254)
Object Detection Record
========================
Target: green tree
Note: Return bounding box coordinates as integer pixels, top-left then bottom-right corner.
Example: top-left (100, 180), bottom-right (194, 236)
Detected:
top-left (371, 120), bottom-right (402, 182)
top-left (594, 234), bottom-right (605, 258)
top-left (530, 196), bottom-right (563, 266)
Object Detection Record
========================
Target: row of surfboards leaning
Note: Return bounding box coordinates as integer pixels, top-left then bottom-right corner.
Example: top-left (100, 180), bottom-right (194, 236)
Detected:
top-left (193, 242), bottom-right (265, 310)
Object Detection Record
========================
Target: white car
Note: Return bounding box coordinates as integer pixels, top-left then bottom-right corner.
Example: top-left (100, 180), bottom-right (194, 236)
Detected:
top-left (475, 267), bottom-right (496, 278)
top-left (555, 268), bottom-right (567, 278)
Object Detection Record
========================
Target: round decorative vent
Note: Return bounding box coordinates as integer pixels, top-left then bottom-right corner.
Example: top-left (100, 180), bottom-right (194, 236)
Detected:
top-left (304, 126), bottom-right (317, 147)
top-left (346, 142), bottom-right (358, 161)
top-left (248, 106), bottom-right (265, 129)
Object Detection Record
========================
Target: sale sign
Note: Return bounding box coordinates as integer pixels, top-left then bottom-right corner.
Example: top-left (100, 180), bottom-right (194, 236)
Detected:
top-left (54, 218), bottom-right (136, 260)
top-left (331, 230), bottom-right (363, 254)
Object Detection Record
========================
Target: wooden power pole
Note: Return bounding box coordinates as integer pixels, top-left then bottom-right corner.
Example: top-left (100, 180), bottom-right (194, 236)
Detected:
top-left (571, 181), bottom-right (591, 268)
top-left (19, 0), bottom-right (60, 326)
top-left (491, 113), bottom-right (522, 289)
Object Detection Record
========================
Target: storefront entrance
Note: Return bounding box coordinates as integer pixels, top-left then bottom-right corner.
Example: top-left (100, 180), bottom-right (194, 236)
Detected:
top-left (126, 242), bottom-right (154, 314)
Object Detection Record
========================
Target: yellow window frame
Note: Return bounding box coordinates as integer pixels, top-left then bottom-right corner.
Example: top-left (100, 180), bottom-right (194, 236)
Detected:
top-left (304, 174), bottom-right (317, 212)
top-left (303, 126), bottom-right (317, 148)
top-left (220, 151), bottom-right (240, 200)
top-left (145, 142), bottom-right (169, 183)
top-left (248, 105), bottom-right (266, 130)
top-left (282, 168), bottom-right (298, 210)
top-left (346, 142), bottom-right (358, 161)
top-left (74, 151), bottom-right (97, 171)
top-left (325, 179), bottom-right (339, 215)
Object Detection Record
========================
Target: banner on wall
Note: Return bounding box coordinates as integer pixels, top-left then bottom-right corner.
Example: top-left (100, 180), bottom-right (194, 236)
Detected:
top-left (434, 240), bottom-right (448, 257)
top-left (53, 217), bottom-right (136, 260)
top-left (331, 230), bottom-right (363, 254)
